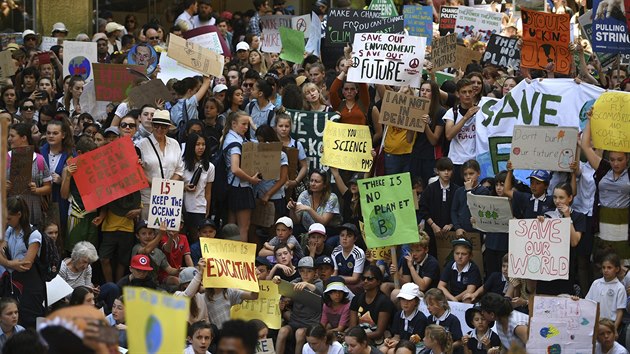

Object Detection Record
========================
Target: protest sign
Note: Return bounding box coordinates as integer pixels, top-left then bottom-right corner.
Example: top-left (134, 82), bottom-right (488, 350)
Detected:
top-left (482, 34), bottom-right (521, 70)
top-left (521, 9), bottom-right (571, 74)
top-left (231, 281), bottom-right (281, 329)
top-left (467, 194), bottom-right (512, 233)
top-left (475, 79), bottom-right (604, 178)
top-left (591, 0), bottom-right (630, 54)
top-left (124, 287), bottom-right (189, 354)
top-left (508, 218), bottom-right (571, 281)
top-left (256, 339), bottom-right (276, 354)
top-left (591, 91), bottom-right (630, 152)
top-left (368, 0), bottom-right (399, 17)
top-left (419, 301), bottom-right (476, 332)
top-left (379, 90), bottom-right (430, 132)
top-left (577, 10), bottom-right (617, 67)
top-left (251, 199), bottom-right (276, 228)
top-left (0, 50), bottom-right (16, 79)
top-left (358, 173), bottom-right (418, 248)
top-left (156, 54), bottom-right (199, 84)
top-left (326, 9), bottom-right (404, 46)
top-left (241, 142), bottom-right (282, 180)
top-left (431, 33), bottom-right (457, 70)
top-left (283, 147), bottom-right (299, 180)
top-left (46, 275), bottom-right (73, 306)
top-left (516, 0), bottom-right (546, 10)
top-left (127, 44), bottom-right (158, 75)
top-left (278, 280), bottom-right (322, 310)
top-left (182, 25), bottom-right (232, 57)
top-left (454, 45), bottom-right (483, 71)
top-left (73, 137), bottom-right (148, 211)
top-left (359, 221), bottom-right (392, 262)
top-left (8, 146), bottom-right (33, 196)
top-left (92, 63), bottom-right (141, 102)
top-left (185, 30), bottom-right (223, 54)
top-left (200, 238), bottom-right (258, 292)
top-left (148, 178), bottom-right (184, 231)
top-left (0, 33), bottom-right (21, 48)
top-left (286, 109), bottom-right (334, 171)
top-left (321, 121), bottom-right (373, 172)
top-left (128, 79), bottom-right (173, 108)
top-left (260, 15), bottom-right (292, 53)
top-left (439, 6), bottom-right (458, 36)
top-left (435, 232), bottom-right (484, 274)
top-left (403, 5), bottom-right (433, 45)
top-left (63, 41), bottom-right (97, 81)
top-left (348, 33), bottom-right (426, 88)
top-left (528, 296), bottom-right (598, 353)
top-left (167, 35), bottom-right (224, 78)
top-left (510, 125), bottom-right (579, 171)
top-left (40, 36), bottom-right (58, 52)
top-left (455, 7), bottom-right (503, 42)
top-left (279, 27), bottom-right (305, 64)
top-left (292, 15), bottom-right (311, 38)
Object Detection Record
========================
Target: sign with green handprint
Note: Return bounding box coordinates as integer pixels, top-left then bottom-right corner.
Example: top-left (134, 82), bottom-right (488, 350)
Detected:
top-left (467, 193), bottom-right (513, 233)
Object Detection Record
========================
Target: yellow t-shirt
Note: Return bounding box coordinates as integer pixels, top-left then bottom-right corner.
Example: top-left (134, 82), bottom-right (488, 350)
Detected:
top-left (101, 210), bottom-right (134, 233)
top-left (384, 127), bottom-right (415, 155)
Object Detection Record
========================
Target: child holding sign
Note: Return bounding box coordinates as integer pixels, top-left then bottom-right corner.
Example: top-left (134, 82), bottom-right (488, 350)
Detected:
top-left (503, 163), bottom-right (554, 219)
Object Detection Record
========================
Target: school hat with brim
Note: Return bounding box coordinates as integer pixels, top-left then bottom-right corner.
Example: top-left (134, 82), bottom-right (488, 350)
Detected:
top-left (52, 22), bottom-right (68, 34)
top-left (528, 170), bottom-right (551, 183)
top-left (221, 224), bottom-right (241, 241)
top-left (198, 219), bottom-right (217, 230)
top-left (339, 223), bottom-right (359, 236)
top-left (297, 256), bottom-right (314, 269)
top-left (465, 305), bottom-right (494, 329)
top-left (451, 238), bottom-right (473, 249)
top-left (105, 22), bottom-right (125, 34)
top-left (130, 254), bottom-right (153, 271)
top-left (295, 75), bottom-right (307, 86)
top-left (151, 109), bottom-right (175, 127)
top-left (397, 282), bottom-right (422, 300)
top-left (255, 256), bottom-right (272, 268)
top-left (22, 29), bottom-right (37, 39)
top-left (325, 280), bottom-right (350, 294)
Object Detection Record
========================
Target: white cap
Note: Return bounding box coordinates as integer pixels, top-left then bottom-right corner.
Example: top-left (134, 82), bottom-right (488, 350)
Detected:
top-left (236, 42), bottom-right (250, 52)
top-left (52, 22), bottom-right (68, 34)
top-left (308, 223), bottom-right (326, 236)
top-left (92, 33), bottom-right (108, 42)
top-left (275, 216), bottom-right (293, 229)
top-left (105, 22), bottom-right (125, 34)
top-left (212, 84), bottom-right (228, 94)
top-left (22, 29), bottom-right (37, 39)
top-left (397, 283), bottom-right (422, 300)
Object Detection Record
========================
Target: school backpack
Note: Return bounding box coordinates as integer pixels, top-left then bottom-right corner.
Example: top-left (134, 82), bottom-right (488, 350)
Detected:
top-left (210, 141), bottom-right (242, 206)
top-left (23, 229), bottom-right (61, 282)
top-left (247, 101), bottom-right (275, 126)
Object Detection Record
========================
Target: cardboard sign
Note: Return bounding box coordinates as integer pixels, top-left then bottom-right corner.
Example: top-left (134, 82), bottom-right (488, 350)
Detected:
top-left (359, 221), bottom-right (392, 262)
top-left (435, 232), bottom-right (484, 274)
top-left (454, 45), bottom-right (483, 70)
top-left (255, 339), bottom-right (277, 354)
top-left (368, 0), bottom-right (399, 17)
top-left (200, 238), bottom-right (258, 292)
top-left (509, 125), bottom-right (579, 171)
top-left (379, 90), bottom-right (429, 132)
top-left (185, 30), bottom-right (223, 54)
top-left (251, 199), bottom-right (276, 228)
top-left (92, 63), bottom-right (141, 102)
top-left (286, 109), bottom-right (334, 171)
top-left (591, 91), bottom-right (630, 152)
top-left (260, 15), bottom-right (293, 53)
top-left (455, 6), bottom-right (503, 42)
top-left (282, 147), bottom-right (299, 180)
top-left (182, 25), bottom-right (232, 58)
top-left (279, 27), bottom-right (305, 64)
top-left (278, 280), bottom-right (322, 310)
top-left (528, 296), bottom-right (598, 353)
top-left (292, 14), bottom-right (311, 39)
top-left (358, 173), bottom-right (418, 248)
top-left (167, 35), bottom-right (224, 78)
top-left (326, 9), bottom-right (404, 46)
top-left (148, 178), bottom-right (184, 231)
top-left (241, 142), bottom-right (282, 180)
top-left (9, 146), bottom-right (34, 196)
top-left (439, 6), bottom-right (458, 36)
top-left (128, 79), bottom-right (173, 108)
top-left (321, 121), bottom-right (373, 172)
top-left (432, 33), bottom-right (457, 70)
top-left (521, 9), bottom-right (571, 74)
top-left (124, 287), bottom-right (189, 354)
top-left (508, 218), bottom-right (571, 281)
top-left (482, 34), bottom-right (521, 70)
top-left (591, 0), bottom-right (630, 54)
top-left (403, 5), bottom-right (433, 45)
top-left (231, 281), bottom-right (282, 329)
top-left (0, 50), bottom-right (16, 79)
top-left (467, 194), bottom-right (513, 233)
top-left (73, 137), bottom-right (148, 211)
top-left (156, 54), bottom-right (199, 84)
top-left (63, 41), bottom-right (97, 82)
top-left (577, 10), bottom-right (617, 68)
top-left (348, 33), bottom-right (426, 88)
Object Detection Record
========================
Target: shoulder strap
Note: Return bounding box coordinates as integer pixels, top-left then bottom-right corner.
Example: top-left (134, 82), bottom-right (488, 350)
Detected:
top-left (35, 154), bottom-right (45, 171)
top-left (148, 139), bottom-right (165, 179)
top-left (452, 105), bottom-right (459, 124)
top-left (266, 109), bottom-right (275, 126)
top-left (182, 99), bottom-right (189, 123)
top-left (247, 101), bottom-right (256, 115)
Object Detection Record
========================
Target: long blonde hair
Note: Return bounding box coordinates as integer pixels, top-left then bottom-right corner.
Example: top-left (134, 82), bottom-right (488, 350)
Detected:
top-left (302, 82), bottom-right (327, 111)
top-left (425, 324), bottom-right (453, 354)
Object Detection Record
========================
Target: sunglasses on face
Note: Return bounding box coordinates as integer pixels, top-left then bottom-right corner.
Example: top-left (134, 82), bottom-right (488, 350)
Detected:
top-left (361, 275), bottom-right (376, 281)
top-left (21, 106), bottom-right (34, 111)
top-left (148, 36), bottom-right (159, 40)
top-left (242, 83), bottom-right (254, 88)
top-left (152, 124), bottom-right (170, 130)
top-left (120, 122), bottom-right (137, 129)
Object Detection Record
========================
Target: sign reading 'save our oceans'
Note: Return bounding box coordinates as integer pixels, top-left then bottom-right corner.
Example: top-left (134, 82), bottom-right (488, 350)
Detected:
top-left (148, 178), bottom-right (184, 231)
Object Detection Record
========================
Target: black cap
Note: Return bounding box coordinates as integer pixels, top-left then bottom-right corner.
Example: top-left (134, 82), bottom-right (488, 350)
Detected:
top-left (339, 223), bottom-right (359, 237)
top-left (198, 219), bottom-right (217, 230)
top-left (315, 255), bottom-right (334, 268)
top-left (465, 304), bottom-right (494, 329)
top-left (134, 220), bottom-right (149, 233)
top-left (255, 256), bottom-right (272, 268)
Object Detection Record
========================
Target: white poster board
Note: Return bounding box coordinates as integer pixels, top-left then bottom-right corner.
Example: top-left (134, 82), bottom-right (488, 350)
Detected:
top-left (419, 300), bottom-right (475, 332)
top-left (63, 41), bottom-right (97, 82)
top-left (260, 15), bottom-right (292, 53)
top-left (40, 36), bottom-right (59, 52)
top-left (148, 178), bottom-right (184, 231)
top-left (186, 31), bottom-right (223, 54)
top-left (348, 33), bottom-right (425, 88)
top-left (510, 125), bottom-right (579, 172)
top-left (467, 193), bottom-right (512, 233)
top-left (292, 15), bottom-right (311, 39)
top-left (508, 218), bottom-right (571, 281)
top-left (455, 7), bottom-right (503, 42)
top-left (157, 54), bottom-right (199, 84)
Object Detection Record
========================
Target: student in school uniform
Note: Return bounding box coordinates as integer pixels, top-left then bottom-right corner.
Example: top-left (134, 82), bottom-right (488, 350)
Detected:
top-left (503, 164), bottom-right (555, 218)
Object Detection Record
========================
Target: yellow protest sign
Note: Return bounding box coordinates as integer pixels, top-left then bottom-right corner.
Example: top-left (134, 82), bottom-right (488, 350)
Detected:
top-left (230, 280), bottom-right (281, 329)
top-left (321, 121), bottom-right (373, 172)
top-left (591, 91), bottom-right (630, 152)
top-left (200, 238), bottom-right (259, 292)
top-left (359, 221), bottom-right (391, 262)
top-left (124, 287), bottom-right (189, 354)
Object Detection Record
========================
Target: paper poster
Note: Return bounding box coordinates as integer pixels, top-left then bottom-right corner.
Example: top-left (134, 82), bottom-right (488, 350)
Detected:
top-left (326, 9), bottom-right (404, 46)
top-left (156, 54), bottom-right (199, 84)
top-left (359, 221), bottom-right (391, 262)
top-left (577, 10), bottom-right (618, 68)
top-left (510, 125), bottom-right (579, 171)
top-left (73, 137), bottom-right (148, 211)
top-left (124, 287), bottom-right (189, 354)
top-left (185, 30), bottom-right (223, 54)
top-left (321, 121), bottom-right (373, 172)
top-left (127, 79), bottom-right (173, 108)
top-left (92, 63), bottom-right (141, 102)
top-left (46, 275), bottom-right (74, 305)
top-left (403, 5), bottom-right (433, 44)
top-left (454, 45), bottom-right (483, 71)
top-left (467, 194), bottom-right (513, 233)
top-left (63, 41), bottom-right (97, 82)
top-left (279, 27), bottom-right (305, 64)
top-left (435, 232), bottom-right (484, 275)
top-left (260, 15), bottom-right (292, 53)
top-left (591, 91), bottom-right (630, 152)
top-left (231, 280), bottom-right (281, 329)
top-left (200, 238), bottom-right (258, 292)
top-left (0, 50), bottom-right (17, 79)
top-left (278, 280), bottom-right (322, 310)
top-left (182, 25), bottom-right (232, 58)
top-left (292, 14), bottom-right (311, 39)
top-left (286, 109), bottom-right (334, 171)
top-left (419, 300), bottom-right (475, 332)
top-left (431, 33), bottom-right (457, 70)
top-left (508, 218), bottom-right (571, 281)
top-left (40, 36), bottom-right (59, 52)
top-left (167, 35), bottom-right (224, 78)
top-left (241, 142), bottom-right (282, 180)
top-left (147, 178), bottom-right (184, 231)
top-left (379, 90), bottom-right (430, 132)
top-left (358, 173), bottom-right (418, 248)
top-left (251, 199), bottom-right (276, 228)
top-left (521, 9), bottom-right (572, 74)
top-left (256, 339), bottom-right (276, 354)
top-left (348, 33), bottom-right (426, 88)
top-left (368, 0), bottom-right (399, 17)
top-left (127, 44), bottom-right (158, 75)
top-left (482, 34), bottom-right (521, 70)
top-left (439, 6), bottom-right (458, 36)
top-left (8, 146), bottom-right (34, 196)
top-left (591, 0), bottom-right (630, 54)
top-left (455, 6), bottom-right (503, 42)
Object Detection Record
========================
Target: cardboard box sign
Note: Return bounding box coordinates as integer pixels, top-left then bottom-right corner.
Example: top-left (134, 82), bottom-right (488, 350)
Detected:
top-left (240, 142), bottom-right (282, 180)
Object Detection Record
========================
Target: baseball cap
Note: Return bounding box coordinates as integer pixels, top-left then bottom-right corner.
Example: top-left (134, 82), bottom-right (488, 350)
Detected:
top-left (275, 216), bottom-right (293, 229)
top-left (297, 256), bottom-right (314, 269)
top-left (308, 223), bottom-right (326, 236)
top-left (397, 282), bottom-right (422, 300)
top-left (198, 219), bottom-right (217, 230)
top-left (179, 267), bottom-right (198, 284)
top-left (315, 255), bottom-right (334, 268)
top-left (255, 256), bottom-right (272, 268)
top-left (103, 126), bottom-right (119, 137)
top-left (134, 220), bottom-right (150, 233)
top-left (212, 84), bottom-right (228, 94)
top-left (339, 223), bottom-right (359, 237)
top-left (130, 254), bottom-right (153, 271)
top-left (451, 238), bottom-right (473, 250)
top-left (236, 42), bottom-right (250, 52)
top-left (105, 22), bottom-right (125, 34)
top-left (528, 170), bottom-right (551, 184)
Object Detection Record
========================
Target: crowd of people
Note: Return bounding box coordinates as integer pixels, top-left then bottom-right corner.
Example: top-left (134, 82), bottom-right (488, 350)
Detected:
top-left (0, 0), bottom-right (629, 353)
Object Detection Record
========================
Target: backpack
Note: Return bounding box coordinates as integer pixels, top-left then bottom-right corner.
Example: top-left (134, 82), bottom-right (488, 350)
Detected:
top-left (247, 101), bottom-right (275, 126)
top-left (23, 229), bottom-right (61, 282)
top-left (211, 141), bottom-right (242, 205)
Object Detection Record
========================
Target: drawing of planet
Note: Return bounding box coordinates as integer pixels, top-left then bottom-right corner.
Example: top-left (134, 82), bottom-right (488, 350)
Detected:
top-left (145, 314), bottom-right (163, 354)
top-left (539, 325), bottom-right (559, 338)
top-left (68, 56), bottom-right (91, 80)
top-left (547, 344), bottom-right (561, 354)
top-left (369, 209), bottom-right (396, 239)
top-left (512, 147), bottom-right (521, 155)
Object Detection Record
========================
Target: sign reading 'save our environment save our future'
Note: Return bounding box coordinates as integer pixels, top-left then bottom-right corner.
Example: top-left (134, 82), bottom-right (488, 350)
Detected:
top-left (358, 173), bottom-right (418, 248)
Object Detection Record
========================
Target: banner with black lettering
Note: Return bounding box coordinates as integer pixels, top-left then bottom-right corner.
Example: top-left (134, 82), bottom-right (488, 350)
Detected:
top-left (326, 9), bottom-right (404, 46)
top-left (482, 34), bottom-right (521, 70)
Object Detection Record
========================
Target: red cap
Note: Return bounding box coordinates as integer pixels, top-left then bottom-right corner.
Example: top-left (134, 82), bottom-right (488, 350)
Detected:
top-left (130, 254), bottom-right (153, 271)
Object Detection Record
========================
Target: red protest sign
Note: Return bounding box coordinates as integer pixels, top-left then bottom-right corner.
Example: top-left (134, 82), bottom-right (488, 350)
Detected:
top-left (73, 137), bottom-right (148, 211)
top-left (92, 63), bottom-right (143, 102)
top-left (520, 9), bottom-right (571, 74)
